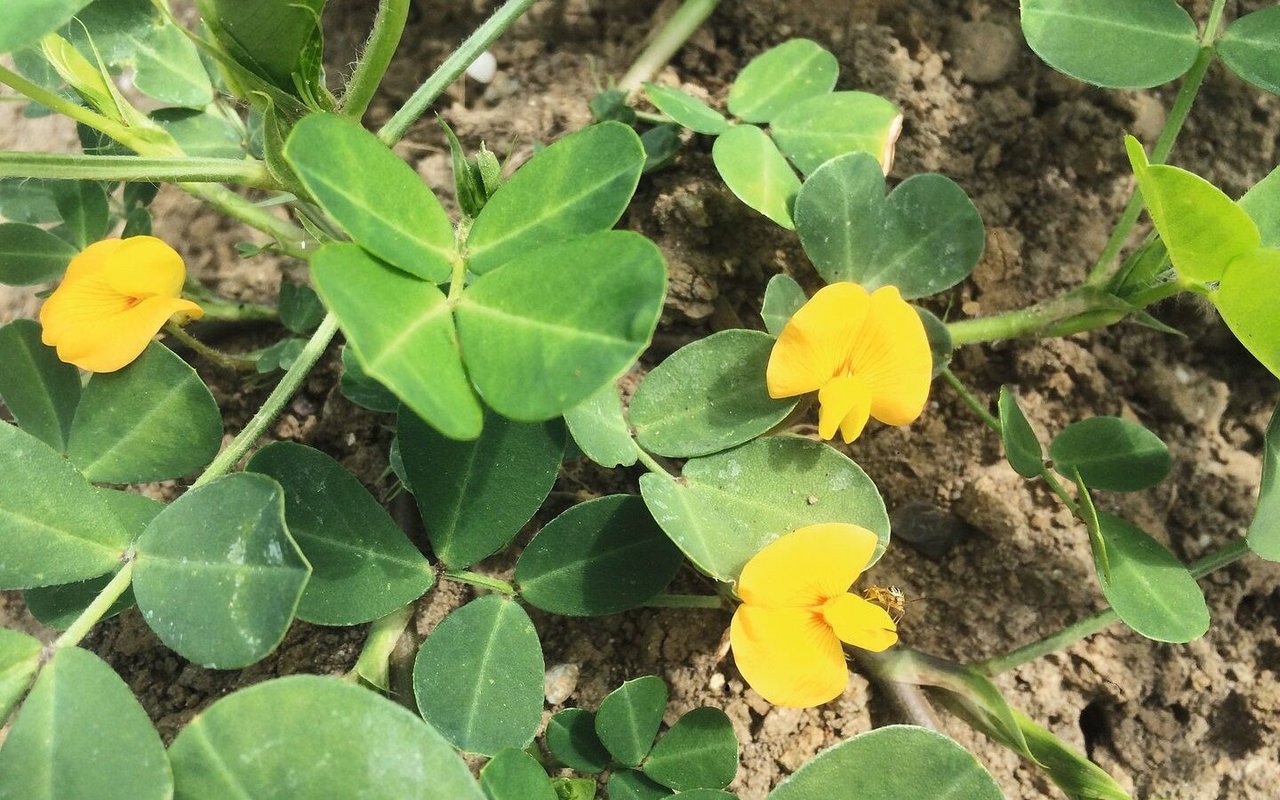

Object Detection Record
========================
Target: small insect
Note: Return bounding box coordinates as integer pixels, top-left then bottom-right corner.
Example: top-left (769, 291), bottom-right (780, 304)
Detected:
top-left (862, 585), bottom-right (908, 624)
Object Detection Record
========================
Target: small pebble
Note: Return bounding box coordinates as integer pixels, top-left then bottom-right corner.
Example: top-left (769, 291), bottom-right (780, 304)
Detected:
top-left (544, 662), bottom-right (580, 705)
top-left (466, 51), bottom-right (497, 84)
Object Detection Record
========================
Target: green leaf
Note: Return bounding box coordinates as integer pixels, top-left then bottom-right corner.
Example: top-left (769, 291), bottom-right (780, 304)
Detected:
top-left (1011, 709), bottom-right (1131, 800)
top-left (608, 771), bottom-right (673, 800)
top-left (456, 230), bottom-right (666, 421)
top-left (0, 0), bottom-right (94, 55)
top-left (0, 647), bottom-right (171, 800)
top-left (1217, 6), bottom-right (1280, 97)
top-left (23, 569), bottom-right (136, 630)
top-left (630, 329), bottom-right (797, 458)
top-left (312, 243), bottom-right (482, 440)
top-left (1247, 404), bottom-right (1280, 561)
top-left (1212, 248), bottom-right (1280, 379)
top-left (0, 422), bottom-right (130, 589)
top-left (674, 792), bottom-right (736, 799)
top-left (0, 222), bottom-right (79, 285)
top-left (770, 92), bottom-right (902, 176)
top-left (399, 407), bottom-right (563, 568)
top-left (66, 341), bottom-right (223, 484)
top-left (516, 495), bottom-right (684, 616)
top-left (51, 181), bottom-right (108, 250)
top-left (595, 675), bottom-right (668, 767)
top-left (0, 177), bottom-right (62, 224)
top-left (168, 675), bottom-right (485, 800)
top-left (1241, 163), bottom-right (1280, 248)
top-left (711, 124), bottom-right (800, 229)
top-left (0, 629), bottom-right (41, 724)
top-left (195, 0), bottom-right (326, 96)
top-left (152, 108), bottom-right (245, 158)
top-left (552, 778), bottom-right (597, 800)
top-left (727, 39), bottom-right (839, 124)
top-left (413, 596), bottom-right (544, 756)
top-left (640, 436), bottom-right (889, 582)
top-left (998, 386), bottom-right (1043, 478)
top-left (339, 345), bottom-right (400, 412)
top-left (545, 708), bottom-right (612, 773)
top-left (246, 442), bottom-right (434, 625)
top-left (642, 124), bottom-right (682, 173)
top-left (0, 319), bottom-right (81, 452)
top-left (760, 274), bottom-right (806, 336)
top-left (132, 473), bottom-right (310, 668)
top-left (644, 83), bottom-right (728, 135)
top-left (793, 152), bottom-right (985, 298)
top-left (563, 381), bottom-right (639, 468)
top-left (642, 707), bottom-right (738, 791)
top-left (1020, 0), bottom-right (1200, 89)
top-left (481, 749), bottom-right (556, 800)
top-left (467, 122), bottom-right (645, 274)
top-left (1125, 136), bottom-right (1261, 282)
top-left (1093, 512), bottom-right (1209, 643)
top-left (129, 23), bottom-right (214, 107)
top-left (1049, 416), bottom-right (1170, 492)
top-left (769, 725), bottom-right (1003, 799)
top-left (287, 114), bottom-right (455, 282)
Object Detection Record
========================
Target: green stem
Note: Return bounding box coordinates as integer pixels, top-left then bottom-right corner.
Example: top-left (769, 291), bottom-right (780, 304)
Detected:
top-left (187, 291), bottom-right (278, 323)
top-left (350, 604), bottom-right (415, 689)
top-left (342, 0), bottom-right (412, 121)
top-left (192, 313), bottom-right (340, 488)
top-left (163, 321), bottom-right (258, 372)
top-left (946, 289), bottom-right (1118, 346)
top-left (441, 569), bottom-right (518, 596)
top-left (978, 537), bottom-right (1252, 675)
top-left (634, 446), bottom-right (676, 480)
top-left (617, 0), bottom-right (723, 94)
top-left (377, 0), bottom-right (538, 146)
top-left (0, 64), bottom-right (137, 147)
top-left (53, 559), bottom-right (136, 651)
top-left (1082, 42), bottom-right (1218, 289)
top-left (1122, 278), bottom-right (1184, 309)
top-left (0, 152), bottom-right (279, 190)
top-left (180, 183), bottom-right (311, 260)
top-left (643, 593), bottom-right (726, 609)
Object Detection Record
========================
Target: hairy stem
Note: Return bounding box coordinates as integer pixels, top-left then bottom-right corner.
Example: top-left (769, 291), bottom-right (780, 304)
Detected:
top-left (440, 569), bottom-right (518, 596)
top-left (0, 152), bottom-right (279, 189)
top-left (0, 64), bottom-right (137, 146)
top-left (377, 0), bottom-right (538, 146)
top-left (53, 559), bottom-right (136, 651)
top-left (618, 0), bottom-right (722, 94)
top-left (192, 313), bottom-right (340, 488)
top-left (180, 183), bottom-right (311, 260)
top-left (342, 0), bottom-right (412, 121)
top-left (163, 321), bottom-right (259, 372)
top-left (978, 537), bottom-right (1252, 675)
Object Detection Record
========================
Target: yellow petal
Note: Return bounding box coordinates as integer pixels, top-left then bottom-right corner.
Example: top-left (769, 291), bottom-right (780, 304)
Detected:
top-left (737, 523), bottom-right (879, 608)
top-left (817, 373), bottom-right (871, 443)
top-left (61, 238), bottom-right (126, 283)
top-left (766, 283), bottom-right (869, 398)
top-left (822, 593), bottom-right (898, 652)
top-left (52, 296), bottom-right (203, 373)
top-left (845, 285), bottom-right (931, 426)
top-left (101, 236), bottom-right (187, 298)
top-left (730, 605), bottom-right (849, 708)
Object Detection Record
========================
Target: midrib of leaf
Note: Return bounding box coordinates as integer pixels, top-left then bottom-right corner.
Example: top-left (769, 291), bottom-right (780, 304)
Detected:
top-left (459, 604), bottom-right (512, 745)
top-left (460, 301), bottom-right (636, 348)
top-left (0, 505), bottom-right (123, 559)
top-left (71, 380), bottom-right (190, 481)
top-left (732, 49), bottom-right (825, 119)
top-left (1025, 8), bottom-right (1195, 42)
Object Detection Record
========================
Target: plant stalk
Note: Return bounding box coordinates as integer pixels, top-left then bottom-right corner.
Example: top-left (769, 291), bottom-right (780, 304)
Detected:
top-left (191, 313), bottom-right (340, 488)
top-left (180, 183), bottom-right (312, 260)
top-left (977, 537), bottom-right (1252, 675)
top-left (53, 559), bottom-right (136, 651)
top-left (351, 604), bottom-right (415, 690)
top-left (440, 569), bottom-right (518, 596)
top-left (0, 64), bottom-right (138, 147)
top-left (342, 0), bottom-right (412, 121)
top-left (0, 152), bottom-right (279, 190)
top-left (377, 0), bottom-right (538, 146)
top-left (633, 446), bottom-right (676, 480)
top-left (163, 321), bottom-right (259, 372)
top-left (618, 0), bottom-right (723, 94)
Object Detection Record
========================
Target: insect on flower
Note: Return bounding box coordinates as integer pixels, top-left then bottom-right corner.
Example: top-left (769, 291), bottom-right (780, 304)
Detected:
top-left (861, 584), bottom-right (907, 624)
top-left (39, 236), bottom-right (203, 373)
top-left (766, 282), bottom-right (931, 444)
top-left (729, 523), bottom-right (898, 708)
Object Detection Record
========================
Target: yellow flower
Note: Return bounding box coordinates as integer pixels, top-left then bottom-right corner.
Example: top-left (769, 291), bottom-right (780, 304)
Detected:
top-left (767, 282), bottom-right (931, 444)
top-left (39, 236), bottom-right (203, 373)
top-left (730, 523), bottom-right (897, 708)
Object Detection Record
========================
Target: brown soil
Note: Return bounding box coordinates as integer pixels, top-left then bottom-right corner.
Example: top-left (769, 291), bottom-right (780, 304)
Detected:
top-left (3, 0), bottom-right (1280, 797)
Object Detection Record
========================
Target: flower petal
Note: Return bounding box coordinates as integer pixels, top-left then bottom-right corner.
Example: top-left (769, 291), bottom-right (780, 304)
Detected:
top-left (737, 523), bottom-right (879, 608)
top-left (822, 593), bottom-right (898, 652)
top-left (52, 296), bottom-right (203, 373)
top-left (817, 373), bottom-right (871, 443)
top-left (766, 282), bottom-right (869, 399)
top-left (101, 236), bottom-right (187, 298)
top-left (730, 605), bottom-right (849, 708)
top-left (845, 285), bottom-right (931, 426)
top-left (62, 238), bottom-right (126, 282)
